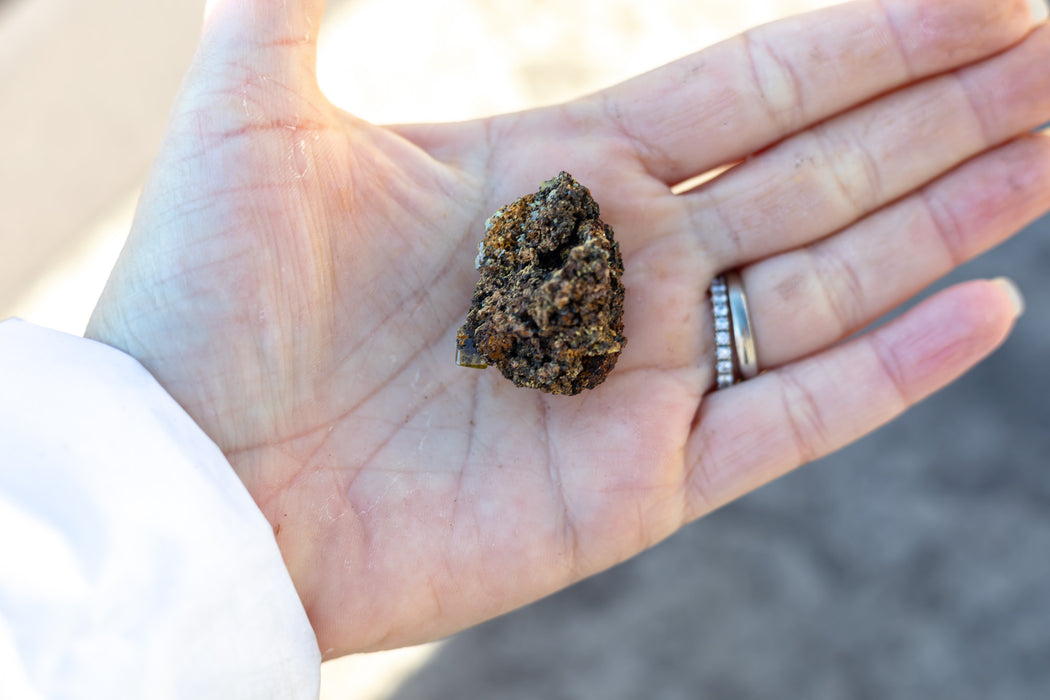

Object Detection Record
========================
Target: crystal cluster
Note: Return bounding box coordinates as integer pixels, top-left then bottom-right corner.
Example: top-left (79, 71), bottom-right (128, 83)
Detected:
top-left (457, 172), bottom-right (626, 395)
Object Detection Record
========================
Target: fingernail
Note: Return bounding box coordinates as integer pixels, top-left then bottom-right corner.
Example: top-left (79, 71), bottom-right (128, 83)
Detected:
top-left (992, 277), bottom-right (1026, 318)
top-left (1028, 0), bottom-right (1049, 23)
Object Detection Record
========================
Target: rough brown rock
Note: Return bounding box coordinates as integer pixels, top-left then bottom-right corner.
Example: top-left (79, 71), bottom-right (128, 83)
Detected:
top-left (456, 172), bottom-right (626, 395)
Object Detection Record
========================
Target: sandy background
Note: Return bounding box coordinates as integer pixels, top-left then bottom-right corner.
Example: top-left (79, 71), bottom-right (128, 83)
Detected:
top-left (2, 0), bottom-right (1048, 697)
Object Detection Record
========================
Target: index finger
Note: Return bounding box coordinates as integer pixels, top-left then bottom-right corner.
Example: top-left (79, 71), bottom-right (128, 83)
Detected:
top-left (590, 0), bottom-right (1048, 185)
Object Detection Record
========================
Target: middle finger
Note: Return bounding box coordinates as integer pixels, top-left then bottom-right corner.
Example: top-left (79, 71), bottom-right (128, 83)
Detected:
top-left (667, 22), bottom-right (1050, 272)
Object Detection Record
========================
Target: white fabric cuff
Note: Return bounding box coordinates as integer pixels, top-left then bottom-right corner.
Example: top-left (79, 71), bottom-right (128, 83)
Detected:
top-left (0, 319), bottom-right (320, 699)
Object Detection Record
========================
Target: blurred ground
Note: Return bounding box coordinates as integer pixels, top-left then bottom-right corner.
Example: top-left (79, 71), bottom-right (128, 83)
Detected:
top-left (2, 0), bottom-right (1048, 698)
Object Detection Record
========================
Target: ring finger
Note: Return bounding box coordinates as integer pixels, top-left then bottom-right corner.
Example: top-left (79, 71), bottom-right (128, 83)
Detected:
top-left (745, 130), bottom-right (1050, 369)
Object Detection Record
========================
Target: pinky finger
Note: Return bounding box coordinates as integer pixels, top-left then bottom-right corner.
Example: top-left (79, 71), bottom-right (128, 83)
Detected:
top-left (684, 278), bottom-right (1024, 519)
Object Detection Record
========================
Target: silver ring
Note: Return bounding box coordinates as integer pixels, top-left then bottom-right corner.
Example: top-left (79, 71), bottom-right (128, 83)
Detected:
top-left (708, 272), bottom-right (760, 388)
top-left (709, 275), bottom-right (735, 388)
top-left (726, 271), bottom-right (758, 380)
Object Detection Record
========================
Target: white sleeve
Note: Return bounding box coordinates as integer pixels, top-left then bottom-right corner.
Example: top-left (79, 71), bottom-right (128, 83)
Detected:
top-left (0, 319), bottom-right (321, 699)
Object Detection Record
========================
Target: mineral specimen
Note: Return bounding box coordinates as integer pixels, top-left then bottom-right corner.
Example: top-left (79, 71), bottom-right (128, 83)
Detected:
top-left (456, 172), bottom-right (626, 395)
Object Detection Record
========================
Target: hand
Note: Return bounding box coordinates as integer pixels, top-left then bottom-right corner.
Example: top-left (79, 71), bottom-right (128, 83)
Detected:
top-left (87, 0), bottom-right (1050, 657)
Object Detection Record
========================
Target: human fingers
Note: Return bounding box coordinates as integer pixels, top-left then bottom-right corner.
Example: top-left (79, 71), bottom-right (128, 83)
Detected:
top-left (590, 0), bottom-right (1046, 186)
top-left (615, 23), bottom-right (1049, 376)
top-left (745, 132), bottom-right (1050, 369)
top-left (684, 279), bottom-right (1023, 518)
top-left (671, 23), bottom-right (1050, 271)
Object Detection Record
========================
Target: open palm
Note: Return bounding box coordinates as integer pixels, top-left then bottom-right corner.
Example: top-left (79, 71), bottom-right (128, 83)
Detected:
top-left (87, 0), bottom-right (1050, 657)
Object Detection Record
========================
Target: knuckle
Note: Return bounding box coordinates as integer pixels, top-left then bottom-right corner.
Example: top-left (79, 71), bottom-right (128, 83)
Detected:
top-left (809, 124), bottom-right (882, 216)
top-left (777, 369), bottom-right (831, 465)
top-left (919, 188), bottom-right (968, 267)
top-left (741, 30), bottom-right (806, 134)
top-left (809, 244), bottom-right (867, 336)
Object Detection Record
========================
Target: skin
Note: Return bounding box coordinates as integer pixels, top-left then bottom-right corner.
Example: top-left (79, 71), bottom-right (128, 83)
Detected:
top-left (86, 0), bottom-right (1050, 658)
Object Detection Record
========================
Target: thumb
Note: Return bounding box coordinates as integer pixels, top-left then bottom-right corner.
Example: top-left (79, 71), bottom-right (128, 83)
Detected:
top-left (170, 0), bottom-right (331, 130)
top-left (198, 0), bottom-right (326, 78)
